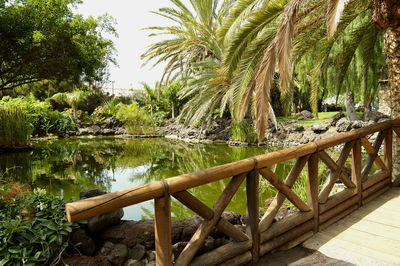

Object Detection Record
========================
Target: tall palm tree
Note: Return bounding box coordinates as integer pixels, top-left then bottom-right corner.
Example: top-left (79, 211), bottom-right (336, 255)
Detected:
top-left (221, 0), bottom-right (397, 142)
top-left (141, 0), bottom-right (234, 85)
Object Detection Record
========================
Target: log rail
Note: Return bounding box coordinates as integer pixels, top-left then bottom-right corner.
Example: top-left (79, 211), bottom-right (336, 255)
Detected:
top-left (66, 119), bottom-right (400, 266)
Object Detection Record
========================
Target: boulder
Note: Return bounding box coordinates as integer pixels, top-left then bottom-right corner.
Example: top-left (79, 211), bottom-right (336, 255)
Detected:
top-left (363, 110), bottom-right (389, 122)
top-left (172, 242), bottom-right (188, 259)
top-left (351, 120), bottom-right (365, 129)
top-left (124, 260), bottom-right (145, 266)
top-left (62, 255), bottom-right (111, 266)
top-left (297, 110), bottom-right (314, 120)
top-left (69, 229), bottom-right (96, 256)
top-left (87, 125), bottom-right (102, 135)
top-left (330, 111), bottom-right (345, 126)
top-left (336, 118), bottom-right (351, 132)
top-left (281, 121), bottom-right (304, 133)
top-left (99, 242), bottom-right (129, 265)
top-left (116, 127), bottom-right (127, 135)
top-left (102, 128), bottom-right (116, 135)
top-left (311, 123), bottom-right (330, 133)
top-left (79, 189), bottom-right (124, 232)
top-left (130, 244), bottom-right (146, 261)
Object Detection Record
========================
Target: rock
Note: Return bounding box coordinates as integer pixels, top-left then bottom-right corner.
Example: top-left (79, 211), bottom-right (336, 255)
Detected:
top-left (336, 118), bottom-right (351, 132)
top-left (202, 236), bottom-right (215, 253)
top-left (281, 121), bottom-right (304, 133)
top-left (69, 229), bottom-right (96, 256)
top-left (172, 242), bottom-right (188, 259)
top-left (311, 123), bottom-right (330, 133)
top-left (297, 110), bottom-right (314, 120)
top-left (330, 111), bottom-right (345, 126)
top-left (147, 250), bottom-right (156, 261)
top-left (130, 244), bottom-right (146, 261)
top-left (363, 110), bottom-right (389, 122)
top-left (79, 189), bottom-right (106, 199)
top-left (124, 259), bottom-right (145, 266)
top-left (87, 125), bottom-right (102, 135)
top-left (79, 189), bottom-right (124, 232)
top-left (351, 120), bottom-right (365, 129)
top-left (220, 211), bottom-right (241, 225)
top-left (116, 127), bottom-right (127, 135)
top-left (102, 128), bottom-right (116, 135)
top-left (62, 255), bottom-right (111, 266)
top-left (145, 262), bottom-right (155, 266)
top-left (99, 242), bottom-right (129, 266)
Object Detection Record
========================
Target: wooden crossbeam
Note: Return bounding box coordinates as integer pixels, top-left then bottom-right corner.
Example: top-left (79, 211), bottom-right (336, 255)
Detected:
top-left (352, 139), bottom-right (362, 206)
top-left (360, 137), bottom-right (387, 170)
top-left (172, 190), bottom-right (248, 242)
top-left (362, 131), bottom-right (386, 181)
top-left (319, 141), bottom-right (355, 203)
top-left (319, 150), bottom-right (356, 189)
top-left (175, 173), bottom-right (246, 266)
top-left (259, 155), bottom-right (310, 232)
top-left (259, 168), bottom-right (311, 212)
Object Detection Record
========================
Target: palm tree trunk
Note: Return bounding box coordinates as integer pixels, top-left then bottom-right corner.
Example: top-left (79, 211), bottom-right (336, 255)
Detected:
top-left (384, 27), bottom-right (400, 183)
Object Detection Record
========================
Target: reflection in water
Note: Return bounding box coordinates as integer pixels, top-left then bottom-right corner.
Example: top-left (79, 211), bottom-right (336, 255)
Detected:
top-left (1, 137), bottom-right (304, 220)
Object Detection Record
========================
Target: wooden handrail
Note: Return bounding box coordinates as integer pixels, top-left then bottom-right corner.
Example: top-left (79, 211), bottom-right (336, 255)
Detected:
top-left (65, 119), bottom-right (399, 265)
top-left (65, 119), bottom-right (394, 222)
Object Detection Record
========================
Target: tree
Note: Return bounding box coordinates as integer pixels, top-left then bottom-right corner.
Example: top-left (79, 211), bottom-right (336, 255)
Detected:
top-left (0, 0), bottom-right (116, 92)
top-left (220, 0), bottom-right (394, 141)
top-left (141, 0), bottom-right (234, 85)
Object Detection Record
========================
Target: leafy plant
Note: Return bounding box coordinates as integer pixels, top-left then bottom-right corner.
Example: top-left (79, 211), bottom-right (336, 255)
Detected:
top-left (0, 184), bottom-right (79, 265)
top-left (0, 107), bottom-right (32, 148)
top-left (230, 120), bottom-right (258, 143)
top-left (116, 102), bottom-right (157, 135)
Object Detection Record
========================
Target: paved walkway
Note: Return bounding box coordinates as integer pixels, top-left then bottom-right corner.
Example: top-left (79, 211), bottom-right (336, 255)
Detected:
top-left (258, 187), bottom-right (400, 265)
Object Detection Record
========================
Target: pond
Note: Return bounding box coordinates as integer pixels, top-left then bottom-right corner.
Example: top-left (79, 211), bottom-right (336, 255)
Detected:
top-left (0, 137), bottom-right (317, 220)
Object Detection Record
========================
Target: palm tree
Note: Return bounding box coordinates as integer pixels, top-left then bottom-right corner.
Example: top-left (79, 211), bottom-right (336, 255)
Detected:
top-left (141, 0), bottom-right (234, 85)
top-left (220, 0), bottom-right (398, 142)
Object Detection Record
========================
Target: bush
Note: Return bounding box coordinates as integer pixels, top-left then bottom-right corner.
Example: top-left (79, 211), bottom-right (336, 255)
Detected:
top-left (0, 95), bottom-right (77, 136)
top-left (230, 120), bottom-right (258, 143)
top-left (116, 102), bottom-right (157, 135)
top-left (0, 107), bottom-right (32, 148)
top-left (0, 184), bottom-right (79, 265)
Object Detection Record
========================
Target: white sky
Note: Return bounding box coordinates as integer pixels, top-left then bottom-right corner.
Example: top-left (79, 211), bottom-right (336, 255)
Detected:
top-left (75, 1), bottom-right (178, 90)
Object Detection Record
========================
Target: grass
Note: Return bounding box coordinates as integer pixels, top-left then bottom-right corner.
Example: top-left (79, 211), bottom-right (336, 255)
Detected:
top-left (0, 107), bottom-right (32, 148)
top-left (277, 111), bottom-right (340, 126)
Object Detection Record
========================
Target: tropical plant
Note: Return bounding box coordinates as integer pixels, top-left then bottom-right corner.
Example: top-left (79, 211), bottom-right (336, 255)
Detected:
top-left (116, 103), bottom-right (157, 135)
top-left (52, 89), bottom-right (89, 117)
top-left (230, 119), bottom-right (258, 143)
top-left (218, 0), bottom-right (397, 141)
top-left (141, 0), bottom-right (234, 84)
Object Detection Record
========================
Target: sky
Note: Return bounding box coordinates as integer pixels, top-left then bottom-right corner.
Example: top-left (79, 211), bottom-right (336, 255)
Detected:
top-left (75, 1), bottom-right (176, 91)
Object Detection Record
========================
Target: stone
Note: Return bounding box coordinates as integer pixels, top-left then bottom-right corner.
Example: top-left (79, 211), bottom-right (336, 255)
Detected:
top-left (311, 123), bottom-right (330, 133)
top-left (172, 242), bottom-right (188, 259)
top-left (69, 229), bottom-right (96, 256)
top-left (363, 110), bottom-right (389, 122)
top-left (130, 244), bottom-right (146, 261)
top-left (116, 127), bottom-right (127, 135)
top-left (145, 262), bottom-right (155, 266)
top-left (79, 189), bottom-right (124, 232)
top-left (62, 255), bottom-right (111, 266)
top-left (147, 250), bottom-right (156, 261)
top-left (124, 259), bottom-right (145, 266)
top-left (220, 211), bottom-right (241, 225)
top-left (79, 189), bottom-right (106, 199)
top-left (330, 111), bottom-right (345, 126)
top-left (336, 118), bottom-right (352, 132)
top-left (86, 125), bottom-right (102, 135)
top-left (202, 236), bottom-right (215, 253)
top-left (297, 110), bottom-right (314, 120)
top-left (102, 128), bottom-right (116, 135)
top-left (99, 242), bottom-right (129, 266)
top-left (351, 120), bottom-right (365, 129)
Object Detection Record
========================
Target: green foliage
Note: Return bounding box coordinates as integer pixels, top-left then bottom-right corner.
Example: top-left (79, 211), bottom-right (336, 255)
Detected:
top-left (230, 120), bottom-right (258, 143)
top-left (0, 0), bottom-right (116, 92)
top-left (0, 183), bottom-right (79, 265)
top-left (0, 107), bottom-right (32, 148)
top-left (116, 103), bottom-right (157, 135)
top-left (0, 95), bottom-right (77, 136)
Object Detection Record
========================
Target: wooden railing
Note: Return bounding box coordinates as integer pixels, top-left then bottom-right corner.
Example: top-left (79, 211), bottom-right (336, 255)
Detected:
top-left (66, 119), bottom-right (400, 266)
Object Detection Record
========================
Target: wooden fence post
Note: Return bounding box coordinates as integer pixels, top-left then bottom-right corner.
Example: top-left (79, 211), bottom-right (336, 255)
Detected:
top-left (352, 139), bottom-right (362, 206)
top-left (246, 169), bottom-right (260, 263)
top-left (307, 153), bottom-right (319, 232)
top-left (155, 195), bottom-right (172, 266)
top-left (384, 129), bottom-right (393, 185)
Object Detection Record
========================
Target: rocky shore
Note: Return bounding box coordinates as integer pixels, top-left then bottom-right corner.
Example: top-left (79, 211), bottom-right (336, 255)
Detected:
top-left (62, 189), bottom-right (294, 266)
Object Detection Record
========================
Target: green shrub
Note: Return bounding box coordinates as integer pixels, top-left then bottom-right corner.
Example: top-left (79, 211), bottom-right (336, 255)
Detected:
top-left (0, 96), bottom-right (77, 136)
top-left (0, 108), bottom-right (32, 148)
top-left (0, 183), bottom-right (79, 265)
top-left (116, 102), bottom-right (157, 135)
top-left (230, 120), bottom-right (258, 143)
